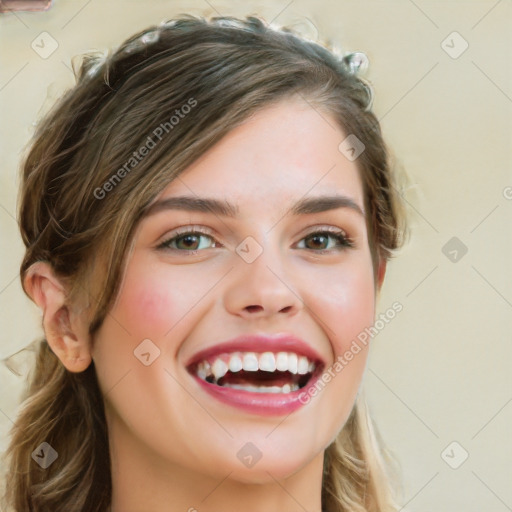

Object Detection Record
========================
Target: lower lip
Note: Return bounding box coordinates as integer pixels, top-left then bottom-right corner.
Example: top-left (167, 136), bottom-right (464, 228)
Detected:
top-left (191, 371), bottom-right (321, 416)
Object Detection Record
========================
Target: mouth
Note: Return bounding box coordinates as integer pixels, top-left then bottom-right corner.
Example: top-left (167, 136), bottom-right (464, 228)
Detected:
top-left (190, 351), bottom-right (318, 393)
top-left (185, 335), bottom-right (325, 416)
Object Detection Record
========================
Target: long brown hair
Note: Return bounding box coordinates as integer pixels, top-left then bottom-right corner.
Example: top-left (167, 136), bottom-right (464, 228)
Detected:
top-left (3, 14), bottom-right (406, 512)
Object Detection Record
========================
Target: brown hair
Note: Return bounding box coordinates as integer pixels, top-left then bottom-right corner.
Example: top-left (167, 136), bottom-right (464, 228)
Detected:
top-left (3, 14), bottom-right (406, 512)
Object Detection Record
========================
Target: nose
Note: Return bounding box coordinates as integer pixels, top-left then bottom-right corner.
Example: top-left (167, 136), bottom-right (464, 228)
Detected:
top-left (222, 238), bottom-right (302, 320)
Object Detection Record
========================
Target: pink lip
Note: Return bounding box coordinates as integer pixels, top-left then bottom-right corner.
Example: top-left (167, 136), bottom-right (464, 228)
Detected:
top-left (185, 333), bottom-right (326, 416)
top-left (192, 368), bottom-right (323, 416)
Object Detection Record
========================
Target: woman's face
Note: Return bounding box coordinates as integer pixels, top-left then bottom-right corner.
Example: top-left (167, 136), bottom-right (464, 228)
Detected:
top-left (92, 96), bottom-right (378, 484)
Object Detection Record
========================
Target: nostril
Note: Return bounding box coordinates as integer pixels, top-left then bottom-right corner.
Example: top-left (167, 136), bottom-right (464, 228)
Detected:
top-left (245, 305), bottom-right (263, 313)
top-left (244, 305), bottom-right (294, 313)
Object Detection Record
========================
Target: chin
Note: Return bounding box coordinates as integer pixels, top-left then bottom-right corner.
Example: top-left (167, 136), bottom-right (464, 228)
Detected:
top-left (207, 443), bottom-right (321, 484)
top-left (227, 459), bottom-right (310, 484)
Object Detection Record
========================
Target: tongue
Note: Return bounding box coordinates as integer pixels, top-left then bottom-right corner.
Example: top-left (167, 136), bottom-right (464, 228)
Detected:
top-left (219, 370), bottom-right (297, 387)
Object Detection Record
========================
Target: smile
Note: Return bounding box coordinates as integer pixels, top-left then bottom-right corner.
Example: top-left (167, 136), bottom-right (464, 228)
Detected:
top-left (193, 351), bottom-right (316, 393)
top-left (185, 334), bottom-right (325, 416)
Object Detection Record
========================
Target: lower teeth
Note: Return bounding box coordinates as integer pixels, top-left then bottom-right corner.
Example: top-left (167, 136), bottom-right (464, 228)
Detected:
top-left (221, 383), bottom-right (299, 393)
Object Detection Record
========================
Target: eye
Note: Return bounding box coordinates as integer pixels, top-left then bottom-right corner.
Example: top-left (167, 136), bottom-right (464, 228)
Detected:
top-left (156, 226), bottom-right (354, 254)
top-left (296, 228), bottom-right (354, 251)
top-left (157, 227), bottom-right (219, 253)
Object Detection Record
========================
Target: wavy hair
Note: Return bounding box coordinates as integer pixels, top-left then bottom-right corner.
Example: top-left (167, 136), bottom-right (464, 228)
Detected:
top-left (2, 14), bottom-right (407, 512)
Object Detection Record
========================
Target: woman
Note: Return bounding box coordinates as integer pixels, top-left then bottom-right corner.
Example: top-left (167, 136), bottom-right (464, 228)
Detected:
top-left (3, 14), bottom-right (407, 512)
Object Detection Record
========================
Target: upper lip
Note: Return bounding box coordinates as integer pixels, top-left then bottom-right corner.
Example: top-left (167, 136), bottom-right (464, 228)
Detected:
top-left (185, 333), bottom-right (325, 368)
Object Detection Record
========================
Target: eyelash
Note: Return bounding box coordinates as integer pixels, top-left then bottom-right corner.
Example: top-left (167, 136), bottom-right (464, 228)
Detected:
top-left (157, 225), bottom-right (354, 254)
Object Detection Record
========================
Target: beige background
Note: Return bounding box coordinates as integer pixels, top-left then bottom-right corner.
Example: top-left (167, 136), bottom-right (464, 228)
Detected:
top-left (1, 0), bottom-right (511, 510)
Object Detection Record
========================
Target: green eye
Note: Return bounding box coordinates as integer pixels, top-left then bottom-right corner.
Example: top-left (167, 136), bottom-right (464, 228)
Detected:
top-left (297, 230), bottom-right (354, 251)
top-left (159, 231), bottom-right (216, 252)
top-left (157, 227), bottom-right (354, 254)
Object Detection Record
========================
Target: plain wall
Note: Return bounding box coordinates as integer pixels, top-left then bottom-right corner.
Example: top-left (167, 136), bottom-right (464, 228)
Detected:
top-left (1, 0), bottom-right (511, 510)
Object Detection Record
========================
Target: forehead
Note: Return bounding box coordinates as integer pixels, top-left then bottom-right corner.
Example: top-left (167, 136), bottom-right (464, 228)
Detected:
top-left (156, 97), bottom-right (365, 211)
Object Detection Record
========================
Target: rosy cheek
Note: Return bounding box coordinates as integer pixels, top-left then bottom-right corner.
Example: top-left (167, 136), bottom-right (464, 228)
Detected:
top-left (114, 261), bottom-right (177, 340)
top-left (135, 288), bottom-right (173, 336)
top-left (323, 269), bottom-right (375, 356)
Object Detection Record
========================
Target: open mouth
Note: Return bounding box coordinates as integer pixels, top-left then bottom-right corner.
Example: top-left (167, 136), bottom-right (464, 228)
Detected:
top-left (188, 351), bottom-right (319, 394)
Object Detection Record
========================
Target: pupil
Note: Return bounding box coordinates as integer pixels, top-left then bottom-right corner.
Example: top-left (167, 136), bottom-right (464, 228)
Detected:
top-left (309, 235), bottom-right (326, 249)
top-left (180, 235), bottom-right (198, 249)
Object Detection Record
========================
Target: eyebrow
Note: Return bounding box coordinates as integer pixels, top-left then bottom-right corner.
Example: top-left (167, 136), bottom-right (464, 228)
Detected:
top-left (144, 194), bottom-right (365, 218)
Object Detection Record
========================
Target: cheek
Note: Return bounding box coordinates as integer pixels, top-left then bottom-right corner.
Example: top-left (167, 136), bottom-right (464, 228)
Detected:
top-left (295, 259), bottom-right (375, 441)
top-left (313, 260), bottom-right (375, 357)
top-left (113, 257), bottom-right (200, 340)
top-left (119, 279), bottom-right (174, 339)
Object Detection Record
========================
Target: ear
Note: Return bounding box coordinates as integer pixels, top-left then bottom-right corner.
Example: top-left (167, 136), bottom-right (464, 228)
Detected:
top-left (376, 258), bottom-right (387, 292)
top-left (24, 261), bottom-right (92, 372)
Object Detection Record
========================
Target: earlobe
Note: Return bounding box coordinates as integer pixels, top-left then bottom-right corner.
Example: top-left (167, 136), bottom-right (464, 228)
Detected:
top-left (24, 262), bottom-right (92, 373)
top-left (376, 258), bottom-right (387, 292)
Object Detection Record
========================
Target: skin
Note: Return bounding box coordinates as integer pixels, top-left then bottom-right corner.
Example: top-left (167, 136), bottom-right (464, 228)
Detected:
top-left (26, 96), bottom-right (386, 512)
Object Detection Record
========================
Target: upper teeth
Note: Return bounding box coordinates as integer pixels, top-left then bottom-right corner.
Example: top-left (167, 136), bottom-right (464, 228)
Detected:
top-left (195, 351), bottom-right (315, 381)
